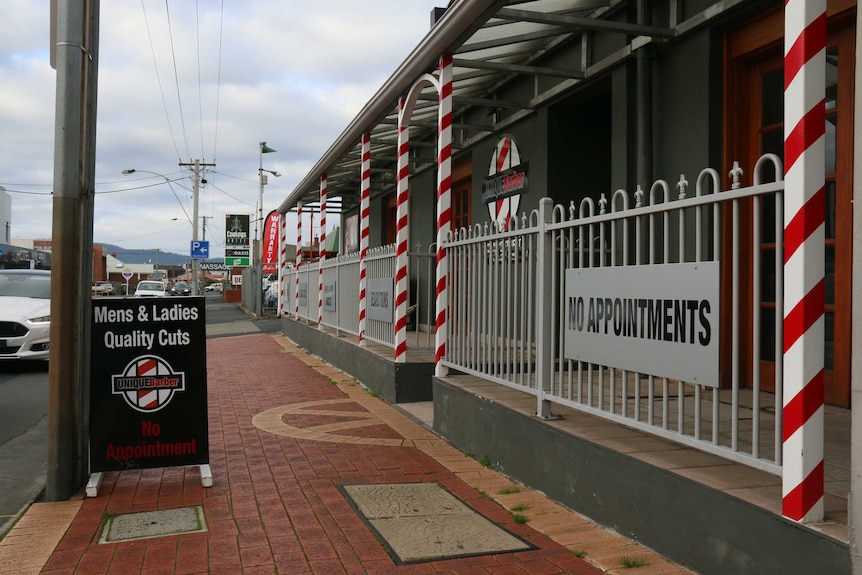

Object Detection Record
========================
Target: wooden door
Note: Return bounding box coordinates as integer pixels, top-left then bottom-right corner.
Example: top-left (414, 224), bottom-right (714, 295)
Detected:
top-left (724, 6), bottom-right (855, 406)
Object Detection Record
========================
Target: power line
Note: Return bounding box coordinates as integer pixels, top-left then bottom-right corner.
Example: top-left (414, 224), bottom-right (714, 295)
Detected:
top-left (164, 0), bottom-right (192, 161)
top-left (141, 0), bottom-right (182, 162)
top-left (212, 0), bottom-right (225, 163)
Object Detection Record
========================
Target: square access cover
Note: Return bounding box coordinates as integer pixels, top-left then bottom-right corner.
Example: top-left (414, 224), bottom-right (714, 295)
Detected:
top-left (341, 482), bottom-right (534, 564)
top-left (99, 505), bottom-right (207, 543)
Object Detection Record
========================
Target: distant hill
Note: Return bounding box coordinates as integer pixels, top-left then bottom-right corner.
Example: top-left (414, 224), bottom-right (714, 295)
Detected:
top-left (98, 243), bottom-right (221, 266)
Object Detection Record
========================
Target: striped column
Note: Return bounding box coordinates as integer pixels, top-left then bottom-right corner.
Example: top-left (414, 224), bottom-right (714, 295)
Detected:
top-left (358, 133), bottom-right (371, 345)
top-left (394, 98), bottom-right (410, 363)
top-left (295, 201), bottom-right (303, 319)
top-left (435, 54), bottom-right (453, 376)
top-left (782, 0), bottom-right (826, 523)
top-left (318, 175), bottom-right (327, 328)
top-left (279, 213), bottom-right (286, 317)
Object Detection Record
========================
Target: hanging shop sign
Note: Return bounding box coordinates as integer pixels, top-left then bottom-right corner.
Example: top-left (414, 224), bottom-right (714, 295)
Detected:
top-left (484, 136), bottom-right (526, 230)
top-left (90, 297), bottom-right (209, 472)
top-left (564, 263), bottom-right (720, 387)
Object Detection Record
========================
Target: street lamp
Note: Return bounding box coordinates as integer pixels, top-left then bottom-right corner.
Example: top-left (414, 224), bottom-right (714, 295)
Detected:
top-left (121, 169), bottom-right (193, 226)
top-left (256, 142), bottom-right (278, 316)
top-left (123, 167), bottom-right (203, 294)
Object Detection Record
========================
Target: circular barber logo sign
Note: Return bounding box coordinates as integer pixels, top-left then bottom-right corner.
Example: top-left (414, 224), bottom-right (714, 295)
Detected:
top-left (487, 136), bottom-right (522, 230)
top-left (111, 355), bottom-right (186, 413)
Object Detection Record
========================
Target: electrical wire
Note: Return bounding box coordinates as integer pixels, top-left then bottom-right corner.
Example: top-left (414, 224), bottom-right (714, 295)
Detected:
top-left (141, 0), bottom-right (182, 162)
top-left (196, 0), bottom-right (204, 160)
top-left (211, 0), bottom-right (225, 163)
top-left (164, 0), bottom-right (192, 161)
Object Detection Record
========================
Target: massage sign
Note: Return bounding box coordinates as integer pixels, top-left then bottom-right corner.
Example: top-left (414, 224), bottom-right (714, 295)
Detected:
top-left (90, 297), bottom-right (208, 472)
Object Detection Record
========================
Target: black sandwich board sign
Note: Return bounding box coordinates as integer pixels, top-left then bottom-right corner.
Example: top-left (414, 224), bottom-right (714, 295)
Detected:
top-left (89, 297), bottom-right (208, 474)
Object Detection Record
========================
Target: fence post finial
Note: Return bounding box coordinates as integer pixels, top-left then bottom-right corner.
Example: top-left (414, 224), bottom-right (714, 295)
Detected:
top-left (634, 185), bottom-right (644, 208)
top-left (599, 193), bottom-right (607, 215)
top-left (729, 161), bottom-right (743, 190)
top-left (677, 174), bottom-right (689, 199)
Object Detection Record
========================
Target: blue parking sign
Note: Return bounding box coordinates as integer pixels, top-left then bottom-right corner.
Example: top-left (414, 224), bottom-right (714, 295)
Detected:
top-left (191, 241), bottom-right (209, 258)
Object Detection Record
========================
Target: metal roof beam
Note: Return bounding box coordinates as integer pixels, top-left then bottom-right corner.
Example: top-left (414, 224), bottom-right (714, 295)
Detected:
top-left (494, 8), bottom-right (675, 39)
top-left (457, 27), bottom-right (570, 54)
top-left (453, 56), bottom-right (583, 79)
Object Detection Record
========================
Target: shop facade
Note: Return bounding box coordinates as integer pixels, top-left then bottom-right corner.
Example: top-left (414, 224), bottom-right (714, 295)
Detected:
top-left (274, 1), bottom-right (859, 572)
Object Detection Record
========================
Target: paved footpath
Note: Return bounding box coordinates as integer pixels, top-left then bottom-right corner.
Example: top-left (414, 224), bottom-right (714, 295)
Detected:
top-left (0, 333), bottom-right (695, 574)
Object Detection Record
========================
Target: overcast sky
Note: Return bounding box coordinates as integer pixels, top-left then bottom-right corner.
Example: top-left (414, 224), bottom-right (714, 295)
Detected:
top-left (0, 0), bottom-right (444, 260)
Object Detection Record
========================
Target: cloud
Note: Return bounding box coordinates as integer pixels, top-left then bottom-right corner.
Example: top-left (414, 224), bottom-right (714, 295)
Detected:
top-left (0, 0), bottom-right (443, 257)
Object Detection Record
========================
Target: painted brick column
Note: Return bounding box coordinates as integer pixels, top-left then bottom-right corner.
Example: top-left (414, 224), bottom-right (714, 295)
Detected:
top-left (782, 0), bottom-right (826, 523)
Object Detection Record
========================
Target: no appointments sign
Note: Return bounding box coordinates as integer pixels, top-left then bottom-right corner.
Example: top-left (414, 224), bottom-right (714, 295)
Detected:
top-left (90, 297), bottom-right (209, 472)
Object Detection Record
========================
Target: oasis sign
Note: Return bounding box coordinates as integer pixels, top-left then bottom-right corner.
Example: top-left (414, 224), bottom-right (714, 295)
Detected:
top-left (564, 263), bottom-right (719, 387)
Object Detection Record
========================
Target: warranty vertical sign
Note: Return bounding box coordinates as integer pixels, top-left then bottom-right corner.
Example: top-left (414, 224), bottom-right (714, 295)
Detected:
top-left (90, 298), bottom-right (208, 472)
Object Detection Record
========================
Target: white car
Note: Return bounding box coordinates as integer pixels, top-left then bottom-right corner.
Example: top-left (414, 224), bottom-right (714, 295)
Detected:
top-left (0, 269), bottom-right (51, 360)
top-left (134, 280), bottom-right (167, 297)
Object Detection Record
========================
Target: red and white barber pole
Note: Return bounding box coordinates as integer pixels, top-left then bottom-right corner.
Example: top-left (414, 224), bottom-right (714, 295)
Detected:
top-left (358, 133), bottom-right (371, 345)
top-left (318, 175), bottom-right (327, 328)
top-left (295, 201), bottom-right (303, 319)
top-left (279, 213), bottom-right (286, 317)
top-left (782, 0), bottom-right (826, 523)
top-left (488, 136), bottom-right (522, 230)
top-left (394, 98), bottom-right (410, 363)
top-left (435, 54), bottom-right (453, 376)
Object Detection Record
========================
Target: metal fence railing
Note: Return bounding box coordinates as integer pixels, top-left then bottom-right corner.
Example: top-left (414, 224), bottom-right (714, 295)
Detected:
top-left (281, 249), bottom-right (433, 350)
top-left (443, 156), bottom-right (785, 474)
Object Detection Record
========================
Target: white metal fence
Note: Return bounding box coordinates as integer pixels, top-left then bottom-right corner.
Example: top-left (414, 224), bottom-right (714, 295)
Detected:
top-left (282, 249), bottom-right (435, 349)
top-left (443, 156), bottom-right (785, 474)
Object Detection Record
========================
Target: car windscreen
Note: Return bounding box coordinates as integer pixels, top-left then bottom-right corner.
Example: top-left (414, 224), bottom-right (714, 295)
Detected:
top-left (137, 282), bottom-right (164, 291)
top-left (0, 273), bottom-right (51, 298)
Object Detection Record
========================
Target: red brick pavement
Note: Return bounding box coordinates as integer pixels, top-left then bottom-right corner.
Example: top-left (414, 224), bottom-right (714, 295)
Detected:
top-left (38, 334), bottom-right (605, 575)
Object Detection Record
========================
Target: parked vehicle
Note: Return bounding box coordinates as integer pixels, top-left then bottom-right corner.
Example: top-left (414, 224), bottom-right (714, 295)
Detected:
top-left (205, 282), bottom-right (224, 293)
top-left (0, 269), bottom-right (51, 360)
top-left (170, 281), bottom-right (191, 296)
top-left (91, 282), bottom-right (114, 296)
top-left (134, 280), bottom-right (167, 297)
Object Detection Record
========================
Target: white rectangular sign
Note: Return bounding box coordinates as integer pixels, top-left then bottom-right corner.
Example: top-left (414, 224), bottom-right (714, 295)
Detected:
top-left (564, 262), bottom-right (720, 387)
top-left (368, 278), bottom-right (394, 323)
top-left (323, 282), bottom-right (337, 312)
top-left (297, 282), bottom-right (308, 309)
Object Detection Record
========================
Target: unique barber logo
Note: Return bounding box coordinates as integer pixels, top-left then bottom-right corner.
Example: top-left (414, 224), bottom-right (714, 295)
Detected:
top-left (112, 355), bottom-right (186, 413)
top-left (485, 136), bottom-right (525, 230)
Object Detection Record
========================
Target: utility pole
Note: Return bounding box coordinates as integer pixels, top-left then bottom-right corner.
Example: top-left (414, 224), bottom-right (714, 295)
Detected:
top-left (179, 160), bottom-right (215, 296)
top-left (47, 0), bottom-right (100, 501)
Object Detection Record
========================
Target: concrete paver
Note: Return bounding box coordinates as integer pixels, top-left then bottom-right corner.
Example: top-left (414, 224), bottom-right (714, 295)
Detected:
top-left (0, 332), bottom-right (697, 574)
